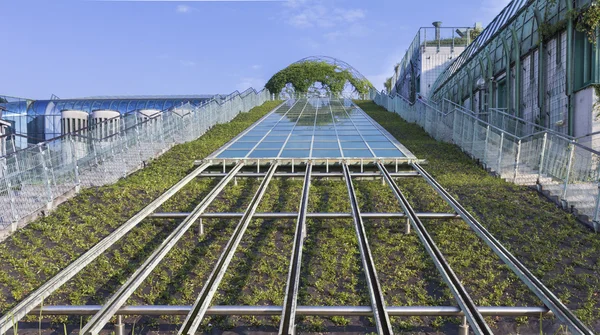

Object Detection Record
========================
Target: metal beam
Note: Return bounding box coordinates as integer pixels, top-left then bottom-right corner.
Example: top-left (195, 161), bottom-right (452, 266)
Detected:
top-left (378, 163), bottom-right (492, 335)
top-left (342, 163), bottom-right (393, 335)
top-left (81, 163), bottom-right (245, 335)
top-left (30, 305), bottom-right (554, 317)
top-left (150, 212), bottom-right (460, 220)
top-left (412, 163), bottom-right (594, 335)
top-left (178, 163), bottom-right (279, 335)
top-left (279, 163), bottom-right (312, 335)
top-left (196, 172), bottom-right (420, 178)
top-left (0, 162), bottom-right (213, 335)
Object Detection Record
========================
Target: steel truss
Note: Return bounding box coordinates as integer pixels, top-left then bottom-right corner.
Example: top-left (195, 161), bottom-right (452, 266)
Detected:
top-left (1, 161), bottom-right (593, 335)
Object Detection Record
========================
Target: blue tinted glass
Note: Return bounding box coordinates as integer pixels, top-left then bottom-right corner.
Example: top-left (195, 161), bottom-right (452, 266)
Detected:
top-left (368, 141), bottom-right (397, 149)
top-left (372, 149), bottom-right (404, 157)
top-left (313, 142), bottom-right (339, 149)
top-left (257, 142), bottom-right (283, 150)
top-left (341, 142), bottom-right (368, 149)
top-left (281, 150), bottom-right (310, 158)
top-left (312, 149), bottom-right (341, 157)
top-left (229, 142), bottom-right (256, 149)
top-left (218, 150), bottom-right (250, 158)
top-left (249, 150), bottom-right (280, 158)
top-left (343, 149), bottom-right (373, 157)
top-left (285, 142), bottom-right (311, 149)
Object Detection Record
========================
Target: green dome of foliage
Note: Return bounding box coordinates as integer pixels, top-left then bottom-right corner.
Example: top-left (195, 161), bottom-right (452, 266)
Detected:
top-left (265, 60), bottom-right (373, 95)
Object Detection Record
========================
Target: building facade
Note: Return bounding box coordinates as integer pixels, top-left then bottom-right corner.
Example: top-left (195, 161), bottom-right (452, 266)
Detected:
top-left (392, 23), bottom-right (481, 100)
top-left (424, 0), bottom-right (600, 143)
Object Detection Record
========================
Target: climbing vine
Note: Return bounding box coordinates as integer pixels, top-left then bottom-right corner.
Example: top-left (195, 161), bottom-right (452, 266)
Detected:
top-left (569, 0), bottom-right (600, 44)
top-left (384, 77), bottom-right (393, 93)
top-left (265, 60), bottom-right (373, 95)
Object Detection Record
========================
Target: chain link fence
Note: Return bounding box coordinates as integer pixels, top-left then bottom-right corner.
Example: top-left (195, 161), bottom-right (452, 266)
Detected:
top-left (0, 88), bottom-right (271, 234)
top-left (373, 90), bottom-right (600, 232)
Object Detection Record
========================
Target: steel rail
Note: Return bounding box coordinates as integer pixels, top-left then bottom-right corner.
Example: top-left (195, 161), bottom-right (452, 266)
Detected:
top-left (30, 305), bottom-right (554, 317)
top-left (377, 164), bottom-right (492, 335)
top-left (0, 162), bottom-right (213, 335)
top-left (80, 163), bottom-right (245, 335)
top-left (342, 163), bottom-right (393, 335)
top-left (279, 163), bottom-right (312, 335)
top-left (196, 172), bottom-right (420, 178)
top-left (150, 212), bottom-right (460, 220)
top-left (412, 163), bottom-right (594, 335)
top-left (178, 163), bottom-right (279, 335)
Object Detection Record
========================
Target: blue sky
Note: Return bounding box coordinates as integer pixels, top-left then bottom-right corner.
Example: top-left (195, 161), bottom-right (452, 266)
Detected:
top-left (1, 0), bottom-right (510, 99)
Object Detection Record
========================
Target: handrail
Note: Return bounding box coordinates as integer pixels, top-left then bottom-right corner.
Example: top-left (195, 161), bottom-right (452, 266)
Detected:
top-left (0, 88), bottom-right (268, 159)
top-left (487, 107), bottom-right (576, 140)
top-left (376, 90), bottom-right (600, 157)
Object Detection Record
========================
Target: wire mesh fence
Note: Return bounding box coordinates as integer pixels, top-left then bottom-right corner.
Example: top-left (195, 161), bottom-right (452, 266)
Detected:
top-left (0, 88), bottom-right (271, 233)
top-left (372, 90), bottom-right (600, 231)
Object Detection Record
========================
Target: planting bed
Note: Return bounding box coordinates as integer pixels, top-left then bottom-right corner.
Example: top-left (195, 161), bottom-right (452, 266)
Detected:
top-left (0, 100), bottom-right (598, 334)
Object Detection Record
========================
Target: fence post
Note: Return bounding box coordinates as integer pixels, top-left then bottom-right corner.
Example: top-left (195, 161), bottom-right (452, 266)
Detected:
top-left (497, 132), bottom-right (504, 175)
top-left (37, 144), bottom-right (54, 210)
top-left (513, 139), bottom-right (522, 183)
top-left (483, 125), bottom-right (490, 166)
top-left (471, 118), bottom-right (478, 156)
top-left (134, 122), bottom-right (144, 165)
top-left (3, 162), bottom-right (19, 231)
top-left (561, 142), bottom-right (576, 208)
top-left (590, 185), bottom-right (600, 232)
top-left (537, 132), bottom-right (548, 185)
top-left (70, 137), bottom-right (81, 192)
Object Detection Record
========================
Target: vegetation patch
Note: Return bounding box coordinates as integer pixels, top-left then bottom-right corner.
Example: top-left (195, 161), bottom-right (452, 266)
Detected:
top-left (1, 98), bottom-right (599, 334)
top-left (356, 100), bottom-right (600, 332)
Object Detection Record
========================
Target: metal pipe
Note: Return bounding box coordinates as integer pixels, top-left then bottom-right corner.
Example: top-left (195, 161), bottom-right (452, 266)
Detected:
top-left (150, 212), bottom-right (460, 220)
top-left (81, 163), bottom-right (245, 335)
top-left (412, 163), bottom-right (593, 335)
top-left (342, 163), bottom-right (393, 334)
top-left (179, 163), bottom-right (279, 335)
top-left (196, 172), bottom-right (420, 178)
top-left (0, 162), bottom-right (214, 335)
top-left (279, 163), bottom-right (312, 335)
top-left (378, 163), bottom-right (492, 335)
top-left (30, 305), bottom-right (554, 317)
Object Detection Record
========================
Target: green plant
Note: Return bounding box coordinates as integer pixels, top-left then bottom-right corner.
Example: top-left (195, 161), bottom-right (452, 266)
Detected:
top-left (538, 19), bottom-right (567, 42)
top-left (470, 27), bottom-right (483, 42)
top-left (384, 77), bottom-right (393, 93)
top-left (570, 1), bottom-right (600, 44)
top-left (265, 60), bottom-right (373, 95)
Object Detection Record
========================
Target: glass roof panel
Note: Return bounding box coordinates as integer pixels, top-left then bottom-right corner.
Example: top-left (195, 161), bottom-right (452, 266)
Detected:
top-left (211, 97), bottom-right (414, 160)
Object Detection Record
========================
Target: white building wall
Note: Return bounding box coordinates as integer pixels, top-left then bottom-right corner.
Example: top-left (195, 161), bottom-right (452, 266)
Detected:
top-left (420, 46), bottom-right (466, 97)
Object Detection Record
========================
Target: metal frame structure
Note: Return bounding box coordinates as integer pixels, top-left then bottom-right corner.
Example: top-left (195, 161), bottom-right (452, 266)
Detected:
top-left (0, 99), bottom-right (593, 335)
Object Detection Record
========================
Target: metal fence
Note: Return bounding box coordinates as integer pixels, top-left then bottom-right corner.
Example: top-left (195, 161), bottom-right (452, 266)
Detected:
top-left (373, 90), bottom-right (600, 232)
top-left (0, 88), bottom-right (271, 233)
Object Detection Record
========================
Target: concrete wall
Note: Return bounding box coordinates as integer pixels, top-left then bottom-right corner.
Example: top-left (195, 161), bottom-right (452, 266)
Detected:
top-left (420, 46), bottom-right (466, 97)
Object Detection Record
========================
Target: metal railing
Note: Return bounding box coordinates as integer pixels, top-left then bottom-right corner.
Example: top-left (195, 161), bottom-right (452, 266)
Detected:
top-left (0, 88), bottom-right (271, 234)
top-left (373, 91), bottom-right (600, 232)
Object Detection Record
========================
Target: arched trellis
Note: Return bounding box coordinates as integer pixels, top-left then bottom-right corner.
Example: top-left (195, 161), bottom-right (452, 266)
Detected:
top-left (292, 56), bottom-right (369, 82)
top-left (266, 56), bottom-right (373, 96)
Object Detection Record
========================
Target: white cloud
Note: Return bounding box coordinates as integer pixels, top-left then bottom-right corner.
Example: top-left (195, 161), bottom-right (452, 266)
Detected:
top-left (282, 1), bottom-right (366, 29)
top-left (236, 77), bottom-right (266, 91)
top-left (179, 60), bottom-right (197, 67)
top-left (251, 64), bottom-right (262, 70)
top-left (176, 4), bottom-right (192, 13)
top-left (324, 24), bottom-right (369, 41)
